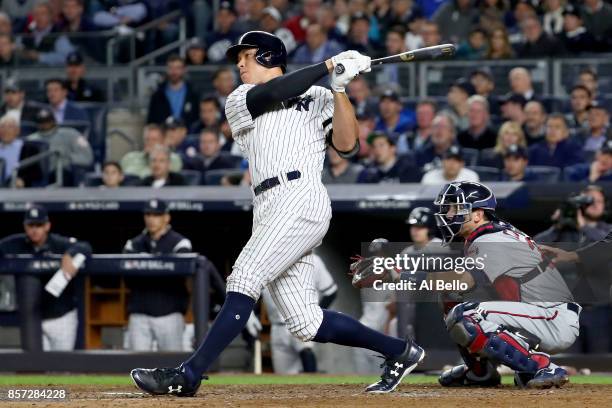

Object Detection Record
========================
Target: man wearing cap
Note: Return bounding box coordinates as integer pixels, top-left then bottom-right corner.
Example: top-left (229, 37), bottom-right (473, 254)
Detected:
top-left (374, 89), bottom-right (415, 155)
top-left (23, 107), bottom-right (93, 186)
top-left (0, 205), bottom-right (91, 351)
top-left (64, 52), bottom-right (105, 102)
top-left (581, 104), bottom-right (611, 162)
top-left (358, 132), bottom-right (420, 183)
top-left (123, 199), bottom-right (193, 351)
top-left (206, 2), bottom-right (240, 62)
top-left (163, 116), bottom-right (197, 160)
top-left (501, 144), bottom-right (537, 182)
top-left (186, 38), bottom-right (207, 66)
top-left (260, 6), bottom-right (297, 54)
top-left (147, 55), bottom-right (200, 129)
top-left (420, 145), bottom-right (479, 185)
top-left (0, 78), bottom-right (41, 124)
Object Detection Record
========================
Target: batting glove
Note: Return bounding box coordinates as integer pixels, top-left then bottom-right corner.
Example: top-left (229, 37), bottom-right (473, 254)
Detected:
top-left (245, 311), bottom-right (262, 338)
top-left (331, 50), bottom-right (371, 73)
top-left (331, 59), bottom-right (361, 93)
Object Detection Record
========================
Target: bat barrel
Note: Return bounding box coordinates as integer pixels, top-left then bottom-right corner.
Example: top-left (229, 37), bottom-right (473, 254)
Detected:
top-left (371, 44), bottom-right (456, 65)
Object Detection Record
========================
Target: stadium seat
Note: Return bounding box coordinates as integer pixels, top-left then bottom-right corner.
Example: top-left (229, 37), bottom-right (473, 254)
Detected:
top-left (462, 148), bottom-right (480, 167)
top-left (83, 173), bottom-right (103, 187)
top-left (524, 166), bottom-right (561, 182)
top-left (205, 169), bottom-right (244, 185)
top-left (180, 170), bottom-right (202, 186)
top-left (562, 163), bottom-right (590, 182)
top-left (76, 102), bottom-right (108, 165)
top-left (62, 120), bottom-right (91, 138)
top-left (20, 121), bottom-right (38, 137)
top-left (468, 166), bottom-right (501, 181)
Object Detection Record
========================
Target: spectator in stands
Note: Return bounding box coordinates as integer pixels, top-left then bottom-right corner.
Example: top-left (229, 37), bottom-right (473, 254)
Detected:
top-left (405, 15), bottom-right (426, 50)
top-left (285, 0), bottom-right (321, 43)
top-left (523, 100), bottom-right (548, 144)
top-left (0, 12), bottom-right (12, 36)
top-left (0, 34), bottom-right (16, 66)
top-left (358, 132), bottom-right (420, 183)
top-left (211, 67), bottom-right (236, 110)
top-left (444, 78), bottom-right (473, 132)
top-left (56, 0), bottom-right (100, 60)
top-left (378, 26), bottom-right (408, 87)
top-left (579, 68), bottom-right (599, 99)
top-left (480, 121), bottom-right (528, 168)
top-left (317, 3), bottom-right (345, 45)
top-left (185, 38), bottom-right (207, 66)
top-left (509, 0), bottom-right (537, 34)
top-left (45, 78), bottom-right (88, 124)
top-left (190, 96), bottom-right (223, 135)
top-left (421, 145), bottom-right (480, 185)
top-left (120, 124), bottom-right (182, 178)
top-left (499, 93), bottom-right (527, 125)
top-left (589, 140), bottom-right (612, 182)
top-left (345, 13), bottom-right (380, 57)
top-left (123, 199), bottom-right (192, 351)
top-left (101, 161), bottom-right (124, 188)
top-left (64, 52), bottom-right (105, 102)
top-left (542, 0), bottom-right (564, 35)
top-left (509, 67), bottom-right (536, 102)
top-left (407, 99), bottom-right (437, 151)
top-left (1, 1), bottom-right (36, 25)
top-left (501, 144), bottom-right (535, 182)
top-left (529, 113), bottom-right (584, 168)
top-left (485, 26), bottom-right (514, 59)
top-left (347, 77), bottom-right (378, 120)
top-left (580, 0), bottom-right (612, 42)
top-left (581, 104), bottom-right (612, 162)
top-left (470, 68), bottom-right (499, 116)
top-left (478, 0), bottom-right (509, 33)
top-left (0, 205), bottom-right (91, 351)
top-left (374, 89), bottom-right (415, 154)
top-left (416, 113), bottom-right (457, 168)
top-left (456, 27), bottom-right (487, 60)
top-left (184, 128), bottom-right (237, 184)
top-left (235, 0), bottom-right (267, 32)
top-left (25, 107), bottom-right (93, 185)
top-left (260, 6), bottom-right (297, 54)
top-left (432, 0), bottom-right (478, 44)
top-left (458, 95), bottom-right (497, 150)
top-left (206, 1), bottom-right (240, 63)
top-left (322, 146), bottom-right (364, 184)
top-left (566, 84), bottom-right (592, 133)
top-left (292, 23), bottom-right (344, 64)
top-left (164, 116), bottom-right (197, 161)
top-left (19, 1), bottom-right (76, 66)
top-left (142, 145), bottom-right (186, 187)
top-left (0, 113), bottom-right (23, 184)
top-left (0, 79), bottom-right (40, 124)
top-left (93, 0), bottom-right (147, 29)
top-left (516, 15), bottom-right (566, 57)
top-left (419, 21), bottom-right (442, 48)
top-left (147, 55), bottom-right (199, 129)
top-left (355, 111), bottom-right (375, 160)
top-left (560, 5), bottom-right (599, 55)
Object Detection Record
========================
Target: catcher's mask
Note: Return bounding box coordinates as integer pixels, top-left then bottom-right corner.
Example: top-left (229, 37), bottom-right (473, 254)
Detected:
top-left (434, 181), bottom-right (497, 245)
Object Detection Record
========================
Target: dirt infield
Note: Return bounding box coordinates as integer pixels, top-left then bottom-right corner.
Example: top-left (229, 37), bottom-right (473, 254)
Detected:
top-left (2, 383), bottom-right (612, 407)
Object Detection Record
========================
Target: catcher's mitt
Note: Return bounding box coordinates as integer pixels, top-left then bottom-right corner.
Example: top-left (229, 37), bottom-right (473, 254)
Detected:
top-left (349, 255), bottom-right (398, 288)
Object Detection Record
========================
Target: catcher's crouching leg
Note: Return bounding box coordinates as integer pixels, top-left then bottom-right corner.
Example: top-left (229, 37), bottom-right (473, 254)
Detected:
top-left (442, 303), bottom-right (563, 388)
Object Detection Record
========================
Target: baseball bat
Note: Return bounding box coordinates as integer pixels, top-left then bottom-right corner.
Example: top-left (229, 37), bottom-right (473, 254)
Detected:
top-left (370, 44), bottom-right (456, 66)
top-left (254, 339), bottom-right (262, 375)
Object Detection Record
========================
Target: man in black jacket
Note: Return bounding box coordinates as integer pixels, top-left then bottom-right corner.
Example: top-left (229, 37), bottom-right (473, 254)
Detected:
top-left (0, 205), bottom-right (91, 351)
top-left (123, 199), bottom-right (192, 351)
top-left (184, 128), bottom-right (238, 184)
top-left (147, 55), bottom-right (199, 129)
top-left (0, 79), bottom-right (41, 125)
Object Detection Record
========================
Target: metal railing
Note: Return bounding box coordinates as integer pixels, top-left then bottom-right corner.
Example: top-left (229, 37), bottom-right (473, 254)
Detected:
top-left (10, 150), bottom-right (64, 188)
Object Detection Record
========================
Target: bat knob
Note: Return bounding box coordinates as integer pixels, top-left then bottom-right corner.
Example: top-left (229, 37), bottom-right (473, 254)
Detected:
top-left (334, 63), bottom-right (345, 75)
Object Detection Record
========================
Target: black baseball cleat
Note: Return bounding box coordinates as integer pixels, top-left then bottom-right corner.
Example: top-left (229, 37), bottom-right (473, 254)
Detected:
top-left (439, 364), bottom-right (501, 387)
top-left (130, 364), bottom-right (206, 397)
top-left (526, 366), bottom-right (569, 389)
top-left (365, 339), bottom-right (425, 393)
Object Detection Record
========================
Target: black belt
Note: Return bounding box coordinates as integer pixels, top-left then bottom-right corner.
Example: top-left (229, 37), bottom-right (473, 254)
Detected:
top-left (517, 256), bottom-right (553, 284)
top-left (253, 171), bottom-right (301, 196)
top-left (567, 302), bottom-right (580, 315)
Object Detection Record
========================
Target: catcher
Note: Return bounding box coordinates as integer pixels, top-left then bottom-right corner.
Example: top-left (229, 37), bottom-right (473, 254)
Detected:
top-left (351, 181), bottom-right (581, 389)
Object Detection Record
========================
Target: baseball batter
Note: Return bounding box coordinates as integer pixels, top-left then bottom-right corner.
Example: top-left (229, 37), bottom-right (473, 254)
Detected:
top-left (132, 31), bottom-right (424, 396)
top-left (431, 181), bottom-right (580, 388)
top-left (262, 254), bottom-right (337, 374)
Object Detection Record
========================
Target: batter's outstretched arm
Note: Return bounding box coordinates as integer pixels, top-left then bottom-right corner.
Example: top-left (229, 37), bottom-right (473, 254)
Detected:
top-left (246, 62), bottom-right (330, 118)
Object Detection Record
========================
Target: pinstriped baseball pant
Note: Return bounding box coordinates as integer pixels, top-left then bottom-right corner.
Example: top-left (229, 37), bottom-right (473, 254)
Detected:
top-left (227, 175), bottom-right (332, 341)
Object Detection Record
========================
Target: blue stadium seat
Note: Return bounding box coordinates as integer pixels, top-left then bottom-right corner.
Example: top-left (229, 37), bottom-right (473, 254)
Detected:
top-left (562, 163), bottom-right (590, 182)
top-left (524, 166), bottom-right (561, 182)
top-left (180, 170), bottom-right (202, 186)
top-left (20, 121), bottom-right (38, 137)
top-left (205, 169), bottom-right (244, 185)
top-left (462, 148), bottom-right (480, 167)
top-left (62, 120), bottom-right (91, 138)
top-left (76, 102), bottom-right (108, 165)
top-left (83, 173), bottom-right (142, 187)
top-left (468, 166), bottom-right (501, 181)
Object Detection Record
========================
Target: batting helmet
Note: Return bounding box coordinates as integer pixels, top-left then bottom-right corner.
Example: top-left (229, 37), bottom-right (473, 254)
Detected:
top-left (226, 31), bottom-right (287, 72)
top-left (433, 181), bottom-right (497, 244)
top-left (406, 207), bottom-right (437, 237)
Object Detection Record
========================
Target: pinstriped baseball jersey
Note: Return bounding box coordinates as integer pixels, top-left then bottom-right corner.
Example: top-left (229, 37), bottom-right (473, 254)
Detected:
top-left (225, 84), bottom-right (334, 187)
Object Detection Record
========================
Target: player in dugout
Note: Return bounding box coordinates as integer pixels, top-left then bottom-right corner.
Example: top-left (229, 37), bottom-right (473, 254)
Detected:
top-left (0, 205), bottom-right (91, 351)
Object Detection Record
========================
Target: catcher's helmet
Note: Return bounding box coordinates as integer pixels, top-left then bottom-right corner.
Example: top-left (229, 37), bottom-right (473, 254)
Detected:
top-left (406, 207), bottom-right (437, 237)
top-left (433, 181), bottom-right (497, 244)
top-left (226, 31), bottom-right (287, 72)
